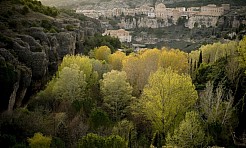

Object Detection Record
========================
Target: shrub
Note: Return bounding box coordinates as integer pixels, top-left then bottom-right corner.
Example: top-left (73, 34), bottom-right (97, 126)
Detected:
top-left (27, 132), bottom-right (52, 148)
top-left (21, 5), bottom-right (29, 15)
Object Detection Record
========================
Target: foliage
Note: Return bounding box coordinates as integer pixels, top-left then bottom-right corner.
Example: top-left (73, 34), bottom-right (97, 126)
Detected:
top-left (112, 119), bottom-right (135, 143)
top-left (94, 46), bottom-right (111, 62)
top-left (137, 68), bottom-right (198, 134)
top-left (77, 133), bottom-right (127, 148)
top-left (199, 82), bottom-right (237, 145)
top-left (159, 48), bottom-right (189, 74)
top-left (52, 65), bottom-right (87, 101)
top-left (50, 137), bottom-right (65, 148)
top-left (122, 49), bottom-right (160, 97)
top-left (100, 70), bottom-right (134, 121)
top-left (151, 130), bottom-right (164, 148)
top-left (108, 51), bottom-right (126, 71)
top-left (27, 132), bottom-right (52, 148)
top-left (83, 34), bottom-right (121, 55)
top-left (238, 36), bottom-right (246, 69)
top-left (8, 0), bottom-right (59, 17)
top-left (89, 109), bottom-right (111, 130)
top-left (167, 111), bottom-right (205, 148)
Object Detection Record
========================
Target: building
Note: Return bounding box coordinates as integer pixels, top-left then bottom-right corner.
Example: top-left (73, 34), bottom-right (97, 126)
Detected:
top-left (222, 4), bottom-right (230, 11)
top-left (102, 29), bottom-right (132, 42)
top-left (155, 3), bottom-right (167, 19)
top-left (200, 4), bottom-right (224, 16)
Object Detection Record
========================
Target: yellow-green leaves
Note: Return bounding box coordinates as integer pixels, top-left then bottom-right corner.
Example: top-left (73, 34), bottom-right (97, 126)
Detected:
top-left (101, 70), bottom-right (134, 121)
top-left (238, 36), bottom-right (246, 69)
top-left (159, 48), bottom-right (189, 74)
top-left (139, 68), bottom-right (198, 134)
top-left (168, 111), bottom-right (205, 148)
top-left (53, 64), bottom-right (87, 101)
top-left (94, 46), bottom-right (111, 61)
top-left (28, 132), bottom-right (52, 148)
top-left (108, 51), bottom-right (126, 71)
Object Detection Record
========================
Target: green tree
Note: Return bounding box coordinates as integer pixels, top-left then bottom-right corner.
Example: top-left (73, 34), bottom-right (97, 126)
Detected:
top-left (238, 36), bottom-right (246, 69)
top-left (89, 109), bottom-right (111, 130)
top-left (27, 132), bottom-right (52, 148)
top-left (77, 133), bottom-right (105, 148)
top-left (77, 133), bottom-right (127, 148)
top-left (137, 68), bottom-right (198, 136)
top-left (53, 64), bottom-right (87, 101)
top-left (199, 82), bottom-right (237, 145)
top-left (151, 130), bottom-right (164, 148)
top-left (105, 135), bottom-right (127, 148)
top-left (100, 70), bottom-right (134, 121)
top-left (168, 111), bottom-right (205, 148)
top-left (112, 119), bottom-right (136, 144)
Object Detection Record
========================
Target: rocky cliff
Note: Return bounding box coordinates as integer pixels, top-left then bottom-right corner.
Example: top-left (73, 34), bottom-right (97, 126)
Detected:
top-left (119, 16), bottom-right (169, 29)
top-left (0, 0), bottom-right (102, 113)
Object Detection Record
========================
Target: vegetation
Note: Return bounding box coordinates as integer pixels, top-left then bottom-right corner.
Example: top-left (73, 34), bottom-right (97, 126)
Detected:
top-left (1, 0), bottom-right (246, 147)
top-left (1, 36), bottom-right (246, 147)
top-left (11, 0), bottom-right (59, 17)
top-left (83, 33), bottom-right (121, 55)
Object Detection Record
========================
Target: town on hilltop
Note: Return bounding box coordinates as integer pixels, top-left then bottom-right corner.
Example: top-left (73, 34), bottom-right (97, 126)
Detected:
top-left (76, 2), bottom-right (230, 29)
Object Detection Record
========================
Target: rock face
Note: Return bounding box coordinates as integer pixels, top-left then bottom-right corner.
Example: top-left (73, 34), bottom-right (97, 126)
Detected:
top-left (119, 16), bottom-right (169, 29)
top-left (0, 18), bottom-right (101, 112)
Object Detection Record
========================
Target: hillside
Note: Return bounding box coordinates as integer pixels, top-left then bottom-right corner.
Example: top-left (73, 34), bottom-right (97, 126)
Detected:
top-left (0, 0), bottom-right (103, 112)
top-left (40, 0), bottom-right (246, 9)
top-left (1, 0), bottom-right (246, 148)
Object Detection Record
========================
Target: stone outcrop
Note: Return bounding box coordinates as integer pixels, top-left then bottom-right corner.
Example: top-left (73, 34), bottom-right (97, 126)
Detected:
top-left (119, 16), bottom-right (169, 29)
top-left (0, 17), bottom-right (101, 112)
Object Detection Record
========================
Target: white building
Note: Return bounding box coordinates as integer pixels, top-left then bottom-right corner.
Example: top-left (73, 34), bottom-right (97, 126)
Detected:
top-left (102, 29), bottom-right (132, 42)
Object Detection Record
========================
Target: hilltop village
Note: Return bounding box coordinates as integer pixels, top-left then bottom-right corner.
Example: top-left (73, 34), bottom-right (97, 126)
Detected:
top-left (76, 2), bottom-right (230, 29)
top-left (74, 2), bottom-right (246, 51)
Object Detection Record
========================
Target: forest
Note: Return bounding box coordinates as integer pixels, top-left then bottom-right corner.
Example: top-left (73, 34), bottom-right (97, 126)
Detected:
top-left (1, 36), bottom-right (246, 147)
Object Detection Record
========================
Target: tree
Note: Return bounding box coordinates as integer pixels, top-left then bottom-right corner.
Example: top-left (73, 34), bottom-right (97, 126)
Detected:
top-left (198, 50), bottom-right (203, 68)
top-left (77, 133), bottom-right (105, 148)
top-left (77, 133), bottom-right (127, 148)
top-left (108, 51), bottom-right (126, 71)
top-left (112, 119), bottom-right (136, 144)
top-left (238, 36), bottom-right (246, 69)
top-left (94, 46), bottom-right (111, 62)
top-left (53, 65), bottom-right (87, 102)
top-left (58, 55), bottom-right (97, 85)
top-left (122, 49), bottom-right (160, 97)
top-left (199, 82), bottom-right (237, 145)
top-left (137, 68), bottom-right (198, 136)
top-left (168, 111), bottom-right (205, 148)
top-left (151, 130), bottom-right (164, 148)
top-left (100, 70), bottom-right (134, 121)
top-left (159, 48), bottom-right (189, 74)
top-left (38, 55), bottom-right (98, 103)
top-left (27, 132), bottom-right (52, 148)
top-left (89, 109), bottom-right (111, 130)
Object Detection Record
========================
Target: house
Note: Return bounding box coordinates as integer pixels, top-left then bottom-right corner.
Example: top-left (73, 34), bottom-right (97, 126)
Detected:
top-left (102, 29), bottom-right (132, 42)
top-left (200, 4), bottom-right (224, 16)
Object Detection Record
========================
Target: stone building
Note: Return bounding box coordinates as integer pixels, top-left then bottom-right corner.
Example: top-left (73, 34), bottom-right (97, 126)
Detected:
top-left (200, 4), bottom-right (224, 16)
top-left (155, 3), bottom-right (167, 19)
top-left (222, 4), bottom-right (230, 12)
top-left (102, 29), bottom-right (132, 42)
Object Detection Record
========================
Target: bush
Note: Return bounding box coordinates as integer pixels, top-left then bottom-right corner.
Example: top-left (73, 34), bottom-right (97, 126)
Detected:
top-left (77, 133), bottom-right (127, 148)
top-left (89, 109), bottom-right (111, 130)
top-left (27, 132), bottom-right (52, 148)
top-left (21, 5), bottom-right (29, 15)
top-left (50, 137), bottom-right (65, 148)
